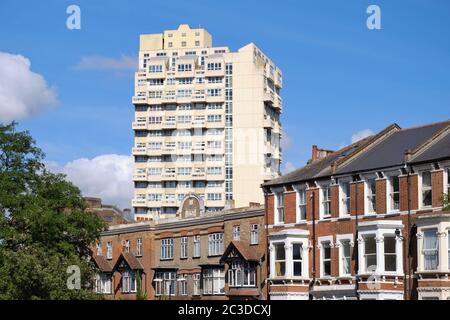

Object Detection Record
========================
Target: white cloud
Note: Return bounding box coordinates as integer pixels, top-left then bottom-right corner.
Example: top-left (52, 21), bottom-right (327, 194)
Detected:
top-left (47, 154), bottom-right (133, 210)
top-left (281, 132), bottom-right (294, 151)
top-left (0, 52), bottom-right (57, 122)
top-left (351, 129), bottom-right (374, 143)
top-left (74, 55), bottom-right (137, 71)
top-left (282, 161), bottom-right (297, 174)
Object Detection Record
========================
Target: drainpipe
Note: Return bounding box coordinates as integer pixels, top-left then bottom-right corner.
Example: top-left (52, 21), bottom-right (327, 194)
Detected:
top-left (309, 190), bottom-right (316, 300)
top-left (264, 189), bottom-right (270, 301)
top-left (354, 176), bottom-right (360, 300)
top-left (405, 162), bottom-right (412, 300)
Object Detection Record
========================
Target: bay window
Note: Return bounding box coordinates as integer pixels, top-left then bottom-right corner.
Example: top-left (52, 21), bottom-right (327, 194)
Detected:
top-left (384, 236), bottom-right (397, 272)
top-left (274, 243), bottom-right (286, 277)
top-left (122, 270), bottom-right (136, 293)
top-left (203, 269), bottom-right (224, 295)
top-left (423, 229), bottom-right (439, 270)
top-left (193, 273), bottom-right (201, 296)
top-left (94, 273), bottom-right (111, 294)
top-left (292, 243), bottom-right (303, 276)
top-left (178, 274), bottom-right (188, 296)
top-left (228, 261), bottom-right (256, 287)
top-left (364, 235), bottom-right (377, 271)
top-left (358, 221), bottom-right (403, 275)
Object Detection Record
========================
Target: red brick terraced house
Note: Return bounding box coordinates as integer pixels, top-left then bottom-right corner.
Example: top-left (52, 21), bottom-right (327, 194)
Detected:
top-left (262, 120), bottom-right (450, 300)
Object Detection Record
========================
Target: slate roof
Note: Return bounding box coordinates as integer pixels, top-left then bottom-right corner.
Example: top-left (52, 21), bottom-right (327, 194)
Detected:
top-left (334, 121), bottom-right (449, 174)
top-left (263, 137), bottom-right (373, 187)
top-left (410, 130), bottom-right (450, 164)
top-left (264, 120), bottom-right (450, 187)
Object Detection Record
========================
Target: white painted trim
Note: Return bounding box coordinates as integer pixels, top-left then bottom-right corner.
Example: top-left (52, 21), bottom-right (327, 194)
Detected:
top-left (318, 235), bottom-right (334, 278)
top-left (338, 178), bottom-right (352, 218)
top-left (336, 234), bottom-right (354, 277)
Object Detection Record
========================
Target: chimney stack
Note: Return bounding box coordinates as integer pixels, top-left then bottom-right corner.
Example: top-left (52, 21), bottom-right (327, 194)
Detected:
top-left (312, 145), bottom-right (318, 162)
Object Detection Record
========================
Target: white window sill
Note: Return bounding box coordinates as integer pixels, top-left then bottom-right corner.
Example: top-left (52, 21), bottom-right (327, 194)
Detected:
top-left (385, 211), bottom-right (400, 216)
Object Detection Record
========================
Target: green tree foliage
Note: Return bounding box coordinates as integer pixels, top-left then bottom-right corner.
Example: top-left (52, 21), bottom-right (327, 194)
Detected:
top-left (0, 122), bottom-right (106, 299)
top-left (442, 193), bottom-right (450, 211)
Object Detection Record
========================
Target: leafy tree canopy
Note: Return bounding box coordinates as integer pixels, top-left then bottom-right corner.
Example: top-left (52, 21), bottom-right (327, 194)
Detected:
top-left (0, 122), bottom-right (106, 299)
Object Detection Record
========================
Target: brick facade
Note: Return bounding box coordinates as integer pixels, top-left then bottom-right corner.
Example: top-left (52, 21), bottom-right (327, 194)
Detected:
top-left (92, 205), bottom-right (266, 300)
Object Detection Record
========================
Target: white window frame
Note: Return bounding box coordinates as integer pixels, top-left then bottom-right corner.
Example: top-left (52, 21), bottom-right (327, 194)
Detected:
top-left (339, 178), bottom-right (351, 218)
top-left (357, 221), bottom-right (403, 276)
top-left (419, 170), bottom-right (433, 209)
top-left (293, 183), bottom-right (307, 223)
top-left (94, 273), bottom-right (112, 294)
top-left (272, 187), bottom-right (285, 225)
top-left (136, 238), bottom-right (142, 257)
top-left (178, 274), bottom-right (188, 296)
top-left (363, 174), bottom-right (378, 215)
top-left (336, 234), bottom-right (354, 277)
top-left (193, 273), bottom-right (201, 296)
top-left (318, 236), bottom-right (333, 278)
top-left (228, 261), bottom-right (256, 288)
top-left (180, 237), bottom-right (188, 259)
top-left (318, 181), bottom-right (332, 219)
top-left (233, 225), bottom-right (241, 241)
top-left (96, 242), bottom-right (102, 256)
top-left (122, 270), bottom-right (137, 293)
top-left (269, 229), bottom-right (310, 279)
top-left (208, 233), bottom-right (224, 256)
top-left (291, 242), bottom-right (304, 277)
top-left (445, 166), bottom-right (450, 196)
top-left (385, 171), bottom-right (400, 213)
top-left (106, 242), bottom-right (113, 260)
top-left (250, 224), bottom-right (259, 245)
top-left (193, 235), bottom-right (201, 258)
top-left (202, 268), bottom-right (225, 295)
top-left (161, 238), bottom-right (174, 260)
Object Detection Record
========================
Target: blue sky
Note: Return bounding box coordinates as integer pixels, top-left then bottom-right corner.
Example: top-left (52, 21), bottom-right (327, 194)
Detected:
top-left (1, 0), bottom-right (449, 206)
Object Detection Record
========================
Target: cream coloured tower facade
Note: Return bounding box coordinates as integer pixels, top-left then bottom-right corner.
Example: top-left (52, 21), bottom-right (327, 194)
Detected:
top-left (132, 24), bottom-right (283, 221)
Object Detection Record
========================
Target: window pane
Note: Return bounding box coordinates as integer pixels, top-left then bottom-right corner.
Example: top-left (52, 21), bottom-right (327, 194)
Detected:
top-left (365, 236), bottom-right (376, 254)
top-left (384, 236), bottom-right (397, 272)
top-left (424, 230), bottom-right (439, 270)
top-left (323, 244), bottom-right (331, 259)
top-left (293, 244), bottom-right (302, 260)
top-left (293, 262), bottom-right (302, 276)
top-left (275, 244), bottom-right (285, 260)
top-left (422, 172), bottom-right (431, 187)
